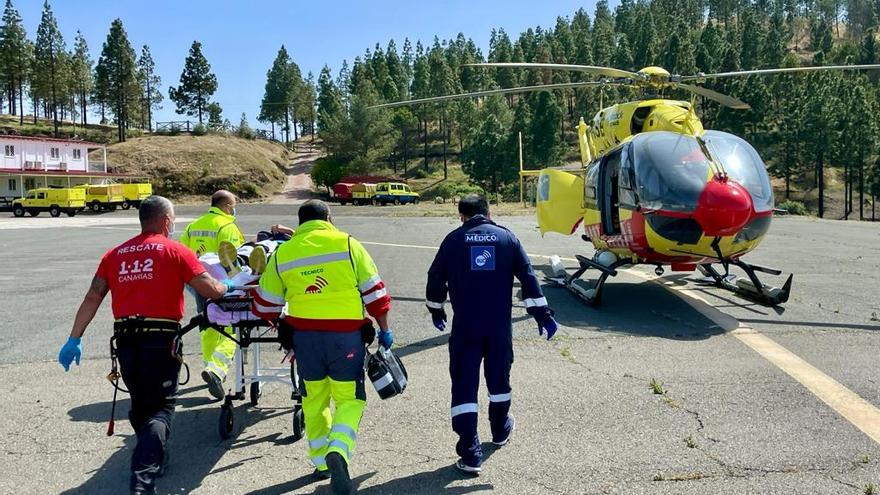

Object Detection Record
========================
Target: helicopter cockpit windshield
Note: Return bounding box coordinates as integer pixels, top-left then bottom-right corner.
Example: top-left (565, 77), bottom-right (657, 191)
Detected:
top-left (630, 131), bottom-right (774, 213)
top-left (703, 130), bottom-right (774, 213)
top-left (631, 131), bottom-right (710, 212)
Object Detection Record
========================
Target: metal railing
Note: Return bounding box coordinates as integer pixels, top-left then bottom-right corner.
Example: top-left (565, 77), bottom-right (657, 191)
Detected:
top-left (153, 120), bottom-right (278, 142)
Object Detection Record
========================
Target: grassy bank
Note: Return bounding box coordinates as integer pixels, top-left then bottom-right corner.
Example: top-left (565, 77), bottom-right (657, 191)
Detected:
top-left (97, 134), bottom-right (289, 199)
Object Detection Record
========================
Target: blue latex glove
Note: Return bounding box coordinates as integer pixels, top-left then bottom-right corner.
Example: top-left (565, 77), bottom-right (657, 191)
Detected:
top-left (536, 313), bottom-right (558, 340)
top-left (222, 279), bottom-right (236, 293)
top-left (428, 307), bottom-right (447, 332)
top-left (58, 336), bottom-right (82, 371)
top-left (378, 329), bottom-right (393, 349)
top-left (528, 307), bottom-right (558, 341)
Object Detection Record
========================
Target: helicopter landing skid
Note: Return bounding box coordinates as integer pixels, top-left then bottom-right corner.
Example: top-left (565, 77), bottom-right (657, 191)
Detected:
top-left (546, 254), bottom-right (629, 306)
top-left (697, 261), bottom-right (793, 306)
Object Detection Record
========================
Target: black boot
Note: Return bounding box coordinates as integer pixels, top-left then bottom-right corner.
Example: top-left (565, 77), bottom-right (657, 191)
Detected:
top-left (326, 452), bottom-right (353, 495)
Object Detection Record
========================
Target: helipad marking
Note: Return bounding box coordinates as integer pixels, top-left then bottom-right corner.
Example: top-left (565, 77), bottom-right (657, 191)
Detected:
top-left (362, 239), bottom-right (880, 446)
top-left (361, 241), bottom-right (441, 251)
top-left (627, 267), bottom-right (880, 445)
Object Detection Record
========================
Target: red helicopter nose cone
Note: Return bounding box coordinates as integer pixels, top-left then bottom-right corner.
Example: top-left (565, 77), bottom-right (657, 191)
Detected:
top-left (693, 177), bottom-right (753, 237)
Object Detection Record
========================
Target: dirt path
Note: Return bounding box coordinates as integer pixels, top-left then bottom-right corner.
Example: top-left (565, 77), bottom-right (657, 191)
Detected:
top-left (270, 146), bottom-right (323, 204)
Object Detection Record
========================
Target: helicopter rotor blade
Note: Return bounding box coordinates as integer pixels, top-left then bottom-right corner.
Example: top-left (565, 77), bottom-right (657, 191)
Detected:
top-left (676, 82), bottom-right (751, 109)
top-left (463, 62), bottom-right (645, 81)
top-left (680, 64), bottom-right (880, 82)
top-left (369, 81), bottom-right (610, 109)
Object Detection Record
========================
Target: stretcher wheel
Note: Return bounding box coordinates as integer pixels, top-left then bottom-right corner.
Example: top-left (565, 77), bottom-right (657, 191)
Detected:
top-left (292, 407), bottom-right (304, 441)
top-left (249, 381), bottom-right (261, 406)
top-left (219, 404), bottom-right (234, 439)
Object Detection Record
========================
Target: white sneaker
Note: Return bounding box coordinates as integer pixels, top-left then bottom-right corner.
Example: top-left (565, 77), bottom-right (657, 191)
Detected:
top-left (455, 459), bottom-right (482, 475)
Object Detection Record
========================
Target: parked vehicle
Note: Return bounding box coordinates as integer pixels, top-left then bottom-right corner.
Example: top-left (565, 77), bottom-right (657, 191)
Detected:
top-left (12, 187), bottom-right (86, 217)
top-left (373, 182), bottom-right (420, 205)
top-left (121, 183), bottom-right (152, 209)
top-left (332, 182), bottom-right (355, 205)
top-left (75, 184), bottom-right (125, 212)
top-left (351, 183), bottom-right (377, 205)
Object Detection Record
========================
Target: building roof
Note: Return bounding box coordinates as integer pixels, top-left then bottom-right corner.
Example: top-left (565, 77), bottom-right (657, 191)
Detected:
top-left (0, 133), bottom-right (103, 146)
top-left (0, 168), bottom-right (141, 178)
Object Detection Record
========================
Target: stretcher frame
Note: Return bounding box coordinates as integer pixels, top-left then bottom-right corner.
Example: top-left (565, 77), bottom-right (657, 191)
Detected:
top-left (182, 293), bottom-right (305, 441)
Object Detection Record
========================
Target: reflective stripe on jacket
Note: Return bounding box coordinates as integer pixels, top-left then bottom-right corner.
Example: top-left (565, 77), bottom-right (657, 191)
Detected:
top-left (179, 207), bottom-right (244, 256)
top-left (252, 220), bottom-right (390, 331)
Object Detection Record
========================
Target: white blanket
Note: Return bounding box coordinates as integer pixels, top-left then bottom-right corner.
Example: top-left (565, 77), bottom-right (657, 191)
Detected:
top-left (198, 242), bottom-right (282, 325)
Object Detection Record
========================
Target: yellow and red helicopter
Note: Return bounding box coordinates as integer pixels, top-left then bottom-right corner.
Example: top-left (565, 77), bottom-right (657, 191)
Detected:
top-left (376, 63), bottom-right (880, 306)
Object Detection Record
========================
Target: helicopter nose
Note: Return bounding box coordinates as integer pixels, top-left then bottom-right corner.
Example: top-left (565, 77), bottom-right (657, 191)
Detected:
top-left (693, 176), bottom-right (753, 237)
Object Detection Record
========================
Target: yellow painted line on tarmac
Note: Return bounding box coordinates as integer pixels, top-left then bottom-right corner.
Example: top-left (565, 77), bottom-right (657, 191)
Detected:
top-left (363, 238), bottom-right (880, 445)
top-left (731, 326), bottom-right (880, 444)
top-left (361, 241), bottom-right (441, 251)
top-left (625, 267), bottom-right (880, 446)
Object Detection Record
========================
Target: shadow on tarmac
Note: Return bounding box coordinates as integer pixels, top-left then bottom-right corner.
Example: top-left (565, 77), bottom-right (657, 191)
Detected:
top-left (356, 464), bottom-right (493, 494)
top-left (533, 265), bottom-right (727, 341)
top-left (245, 472), bottom-right (378, 495)
top-left (62, 385), bottom-right (298, 495)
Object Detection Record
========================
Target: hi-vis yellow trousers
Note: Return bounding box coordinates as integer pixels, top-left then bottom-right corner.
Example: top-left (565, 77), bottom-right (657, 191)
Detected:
top-left (294, 330), bottom-right (366, 470)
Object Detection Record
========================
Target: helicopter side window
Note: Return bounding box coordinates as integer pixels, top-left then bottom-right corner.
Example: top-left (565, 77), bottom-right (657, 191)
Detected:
top-left (584, 161), bottom-right (600, 210)
top-left (618, 145), bottom-right (638, 208)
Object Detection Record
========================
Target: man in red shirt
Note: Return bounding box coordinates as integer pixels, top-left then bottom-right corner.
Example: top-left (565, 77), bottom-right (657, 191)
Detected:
top-left (58, 195), bottom-right (229, 495)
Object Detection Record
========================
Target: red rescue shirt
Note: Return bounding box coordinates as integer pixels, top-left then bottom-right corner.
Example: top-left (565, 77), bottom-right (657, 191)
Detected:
top-left (96, 233), bottom-right (206, 320)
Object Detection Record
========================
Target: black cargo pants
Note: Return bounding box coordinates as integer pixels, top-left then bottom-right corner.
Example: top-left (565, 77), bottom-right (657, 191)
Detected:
top-left (116, 333), bottom-right (181, 492)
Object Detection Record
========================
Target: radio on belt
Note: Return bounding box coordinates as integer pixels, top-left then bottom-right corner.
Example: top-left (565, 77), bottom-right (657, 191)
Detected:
top-left (366, 346), bottom-right (408, 399)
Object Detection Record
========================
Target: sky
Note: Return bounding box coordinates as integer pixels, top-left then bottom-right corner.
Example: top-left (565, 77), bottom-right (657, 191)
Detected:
top-left (16, 0), bottom-right (601, 129)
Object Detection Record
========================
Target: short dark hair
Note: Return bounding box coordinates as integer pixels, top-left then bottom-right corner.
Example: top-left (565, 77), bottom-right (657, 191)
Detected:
top-left (211, 190), bottom-right (235, 207)
top-left (458, 194), bottom-right (489, 218)
top-left (139, 195), bottom-right (173, 230)
top-left (298, 199), bottom-right (330, 224)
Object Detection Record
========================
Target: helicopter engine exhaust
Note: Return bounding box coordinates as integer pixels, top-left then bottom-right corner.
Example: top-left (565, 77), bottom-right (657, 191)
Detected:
top-left (693, 175), bottom-right (753, 237)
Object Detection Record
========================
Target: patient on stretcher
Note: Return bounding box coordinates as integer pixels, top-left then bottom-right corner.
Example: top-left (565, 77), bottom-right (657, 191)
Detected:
top-left (198, 238), bottom-right (287, 326)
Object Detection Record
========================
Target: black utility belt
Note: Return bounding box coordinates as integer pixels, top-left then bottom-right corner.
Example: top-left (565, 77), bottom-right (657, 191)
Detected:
top-left (113, 318), bottom-right (180, 335)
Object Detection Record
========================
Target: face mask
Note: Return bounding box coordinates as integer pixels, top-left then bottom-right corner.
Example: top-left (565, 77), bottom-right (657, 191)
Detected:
top-left (167, 218), bottom-right (176, 237)
top-left (232, 207), bottom-right (237, 217)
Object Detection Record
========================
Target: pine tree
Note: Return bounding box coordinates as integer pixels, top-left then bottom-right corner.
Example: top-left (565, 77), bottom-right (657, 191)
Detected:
top-left (137, 45), bottom-right (161, 131)
top-left (632, 8), bottom-right (659, 68)
top-left (461, 114), bottom-right (512, 195)
top-left (592, 0), bottom-right (615, 66)
top-left (0, 0), bottom-right (28, 123)
top-left (33, 0), bottom-right (68, 136)
top-left (316, 65), bottom-right (343, 132)
top-left (391, 107), bottom-right (418, 176)
top-left (92, 55), bottom-right (109, 124)
top-left (69, 32), bottom-right (92, 126)
top-left (385, 39), bottom-right (408, 100)
top-left (429, 44), bottom-right (456, 178)
top-left (99, 19), bottom-right (139, 141)
top-left (299, 71), bottom-right (317, 139)
top-left (529, 91), bottom-right (564, 167)
top-left (614, 33), bottom-right (635, 71)
top-left (169, 40), bottom-right (218, 124)
top-left (206, 102), bottom-right (223, 126)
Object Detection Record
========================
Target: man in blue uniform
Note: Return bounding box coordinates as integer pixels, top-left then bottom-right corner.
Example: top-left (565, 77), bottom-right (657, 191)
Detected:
top-left (425, 194), bottom-right (558, 474)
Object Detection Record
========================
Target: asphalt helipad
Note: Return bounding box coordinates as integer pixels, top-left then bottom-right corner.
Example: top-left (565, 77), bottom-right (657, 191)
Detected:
top-left (1, 205), bottom-right (879, 494)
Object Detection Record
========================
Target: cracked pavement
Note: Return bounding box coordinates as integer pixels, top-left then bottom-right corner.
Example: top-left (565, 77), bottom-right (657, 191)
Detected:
top-left (1, 207), bottom-right (879, 494)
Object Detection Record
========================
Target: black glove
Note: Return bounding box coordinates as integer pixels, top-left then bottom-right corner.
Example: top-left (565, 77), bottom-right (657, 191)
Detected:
top-left (360, 320), bottom-right (376, 345)
top-left (427, 307), bottom-right (447, 331)
top-left (527, 306), bottom-right (558, 340)
top-left (276, 320), bottom-right (294, 351)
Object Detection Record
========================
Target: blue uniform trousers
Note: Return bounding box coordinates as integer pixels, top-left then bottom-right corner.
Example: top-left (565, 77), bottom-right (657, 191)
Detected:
top-left (449, 329), bottom-right (514, 467)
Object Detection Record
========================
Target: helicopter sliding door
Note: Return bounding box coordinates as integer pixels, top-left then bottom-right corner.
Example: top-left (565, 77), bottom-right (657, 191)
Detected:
top-left (598, 149), bottom-right (622, 235)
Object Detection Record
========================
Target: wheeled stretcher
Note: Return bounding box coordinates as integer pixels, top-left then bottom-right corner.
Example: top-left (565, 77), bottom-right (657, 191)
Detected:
top-left (181, 294), bottom-right (305, 441)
